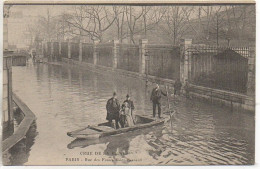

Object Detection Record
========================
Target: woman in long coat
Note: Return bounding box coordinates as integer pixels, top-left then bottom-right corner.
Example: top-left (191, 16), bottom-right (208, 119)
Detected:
top-left (120, 94), bottom-right (135, 127)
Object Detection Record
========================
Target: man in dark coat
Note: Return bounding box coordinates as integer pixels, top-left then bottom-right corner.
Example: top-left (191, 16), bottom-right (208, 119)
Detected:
top-left (174, 78), bottom-right (182, 96)
top-left (184, 79), bottom-right (191, 99)
top-left (150, 83), bottom-right (167, 118)
top-left (106, 92), bottom-right (120, 129)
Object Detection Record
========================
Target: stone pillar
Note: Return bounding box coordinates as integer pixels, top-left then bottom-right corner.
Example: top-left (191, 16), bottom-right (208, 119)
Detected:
top-left (50, 41), bottom-right (54, 61)
top-left (180, 39), bottom-right (192, 83)
top-left (188, 50), bottom-right (192, 80)
top-left (113, 40), bottom-right (120, 69)
top-left (59, 41), bottom-right (62, 60)
top-left (79, 40), bottom-right (83, 62)
top-left (44, 41), bottom-right (48, 58)
top-left (42, 41), bottom-right (45, 57)
top-left (46, 42), bottom-right (48, 58)
top-left (247, 47), bottom-right (255, 96)
top-left (93, 40), bottom-right (99, 65)
top-left (68, 40), bottom-right (71, 59)
top-left (139, 39), bottom-right (148, 74)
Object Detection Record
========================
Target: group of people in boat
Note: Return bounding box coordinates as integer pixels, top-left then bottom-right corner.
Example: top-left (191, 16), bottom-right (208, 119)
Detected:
top-left (106, 80), bottom-right (191, 129)
top-left (106, 92), bottom-right (136, 129)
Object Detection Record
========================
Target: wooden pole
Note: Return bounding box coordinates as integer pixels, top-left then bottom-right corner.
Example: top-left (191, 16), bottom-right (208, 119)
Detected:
top-left (165, 85), bottom-right (173, 129)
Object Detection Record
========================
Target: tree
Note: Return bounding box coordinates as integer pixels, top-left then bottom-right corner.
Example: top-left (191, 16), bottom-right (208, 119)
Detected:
top-left (125, 6), bottom-right (166, 44)
top-left (65, 5), bottom-right (117, 42)
top-left (161, 6), bottom-right (192, 45)
top-left (113, 6), bottom-right (126, 42)
top-left (56, 13), bottom-right (72, 41)
top-left (125, 6), bottom-right (146, 44)
top-left (35, 8), bottom-right (59, 41)
top-left (142, 6), bottom-right (166, 38)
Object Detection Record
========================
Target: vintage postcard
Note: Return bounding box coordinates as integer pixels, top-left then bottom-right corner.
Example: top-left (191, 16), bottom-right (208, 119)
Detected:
top-left (2, 0), bottom-right (255, 166)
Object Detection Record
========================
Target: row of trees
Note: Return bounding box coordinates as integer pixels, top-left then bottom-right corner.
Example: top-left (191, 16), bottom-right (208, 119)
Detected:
top-left (28, 5), bottom-right (255, 46)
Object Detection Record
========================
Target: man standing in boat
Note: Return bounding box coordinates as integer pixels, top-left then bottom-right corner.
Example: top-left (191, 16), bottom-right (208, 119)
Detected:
top-left (150, 83), bottom-right (167, 118)
top-left (106, 92), bottom-right (120, 129)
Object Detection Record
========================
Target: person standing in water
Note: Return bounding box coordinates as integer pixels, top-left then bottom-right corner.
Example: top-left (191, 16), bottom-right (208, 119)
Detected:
top-left (174, 78), bottom-right (182, 97)
top-left (150, 83), bottom-right (167, 118)
top-left (184, 79), bottom-right (191, 99)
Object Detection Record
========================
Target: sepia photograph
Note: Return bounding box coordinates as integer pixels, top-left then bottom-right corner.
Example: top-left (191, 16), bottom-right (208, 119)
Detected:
top-left (2, 0), bottom-right (256, 166)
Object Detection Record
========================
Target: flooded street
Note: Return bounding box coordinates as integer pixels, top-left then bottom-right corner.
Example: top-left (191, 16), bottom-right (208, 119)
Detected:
top-left (10, 62), bottom-right (254, 165)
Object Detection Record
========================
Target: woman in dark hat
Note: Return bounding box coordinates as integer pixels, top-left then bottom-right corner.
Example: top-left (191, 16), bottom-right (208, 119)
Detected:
top-left (120, 94), bottom-right (135, 127)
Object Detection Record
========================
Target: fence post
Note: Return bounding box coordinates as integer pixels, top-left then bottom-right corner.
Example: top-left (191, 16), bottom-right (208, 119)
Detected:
top-left (79, 40), bottom-right (83, 62)
top-left (139, 39), bottom-right (148, 75)
top-left (247, 47), bottom-right (255, 96)
top-left (43, 41), bottom-right (46, 58)
top-left (68, 40), bottom-right (71, 59)
top-left (93, 40), bottom-right (99, 65)
top-left (113, 40), bottom-right (120, 69)
top-left (42, 40), bottom-right (45, 57)
top-left (180, 39), bottom-right (192, 83)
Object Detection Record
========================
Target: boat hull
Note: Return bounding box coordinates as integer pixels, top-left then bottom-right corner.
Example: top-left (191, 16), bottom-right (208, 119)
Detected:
top-left (67, 115), bottom-right (168, 139)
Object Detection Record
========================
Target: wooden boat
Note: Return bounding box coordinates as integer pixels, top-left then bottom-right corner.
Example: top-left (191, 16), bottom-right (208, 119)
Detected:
top-left (67, 124), bottom-right (164, 149)
top-left (67, 114), bottom-right (170, 139)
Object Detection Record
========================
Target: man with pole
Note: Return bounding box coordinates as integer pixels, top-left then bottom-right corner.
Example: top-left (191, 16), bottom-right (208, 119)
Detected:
top-left (150, 83), bottom-right (167, 118)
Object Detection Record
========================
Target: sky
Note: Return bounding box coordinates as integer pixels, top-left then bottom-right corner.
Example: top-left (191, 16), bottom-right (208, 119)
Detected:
top-left (10, 5), bottom-right (71, 17)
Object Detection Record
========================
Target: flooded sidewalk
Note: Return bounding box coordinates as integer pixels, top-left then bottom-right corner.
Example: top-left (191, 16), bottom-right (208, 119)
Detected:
top-left (8, 62), bottom-right (254, 165)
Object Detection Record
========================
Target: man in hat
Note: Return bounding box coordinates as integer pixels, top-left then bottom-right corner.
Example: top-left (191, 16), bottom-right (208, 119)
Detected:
top-left (106, 92), bottom-right (120, 129)
top-left (174, 78), bottom-right (182, 97)
top-left (184, 79), bottom-right (191, 99)
top-left (120, 94), bottom-right (135, 127)
top-left (150, 83), bottom-right (167, 118)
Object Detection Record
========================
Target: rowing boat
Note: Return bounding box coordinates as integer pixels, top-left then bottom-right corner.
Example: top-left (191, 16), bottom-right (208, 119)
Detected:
top-left (67, 114), bottom-right (169, 139)
top-left (67, 124), bottom-right (165, 149)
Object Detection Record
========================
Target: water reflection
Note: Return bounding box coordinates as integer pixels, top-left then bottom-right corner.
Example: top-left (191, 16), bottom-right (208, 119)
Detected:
top-left (10, 63), bottom-right (254, 165)
top-left (3, 122), bottom-right (38, 165)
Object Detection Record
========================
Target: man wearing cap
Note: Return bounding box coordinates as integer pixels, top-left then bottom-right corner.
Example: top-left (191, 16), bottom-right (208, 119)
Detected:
top-left (106, 92), bottom-right (120, 129)
top-left (150, 83), bottom-right (167, 118)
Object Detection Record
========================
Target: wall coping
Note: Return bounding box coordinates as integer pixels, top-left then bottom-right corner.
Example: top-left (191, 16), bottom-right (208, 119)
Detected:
top-left (2, 93), bottom-right (36, 153)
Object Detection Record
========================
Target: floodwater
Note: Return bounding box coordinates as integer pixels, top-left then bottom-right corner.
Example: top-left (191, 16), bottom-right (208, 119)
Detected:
top-left (4, 62), bottom-right (254, 165)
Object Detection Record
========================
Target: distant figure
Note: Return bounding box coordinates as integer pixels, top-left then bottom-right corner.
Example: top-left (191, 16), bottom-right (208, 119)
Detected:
top-left (120, 94), bottom-right (135, 127)
top-left (174, 79), bottom-right (182, 96)
top-left (150, 83), bottom-right (167, 118)
top-left (106, 92), bottom-right (120, 129)
top-left (31, 49), bottom-right (36, 63)
top-left (184, 79), bottom-right (191, 99)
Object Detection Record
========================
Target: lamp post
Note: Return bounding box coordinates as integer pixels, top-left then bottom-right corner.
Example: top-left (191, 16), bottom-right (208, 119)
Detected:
top-left (3, 5), bottom-right (14, 139)
top-left (145, 49), bottom-right (150, 86)
top-left (4, 5), bottom-right (12, 50)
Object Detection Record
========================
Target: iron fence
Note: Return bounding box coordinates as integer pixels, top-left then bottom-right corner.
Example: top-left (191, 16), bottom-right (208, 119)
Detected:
top-left (118, 44), bottom-right (139, 72)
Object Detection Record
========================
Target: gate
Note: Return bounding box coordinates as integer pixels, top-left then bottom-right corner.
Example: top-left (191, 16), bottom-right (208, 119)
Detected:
top-left (188, 46), bottom-right (249, 94)
top-left (147, 44), bottom-right (180, 80)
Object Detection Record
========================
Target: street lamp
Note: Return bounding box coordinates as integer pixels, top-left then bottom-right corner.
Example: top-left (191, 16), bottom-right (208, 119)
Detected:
top-left (145, 49), bottom-right (150, 86)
